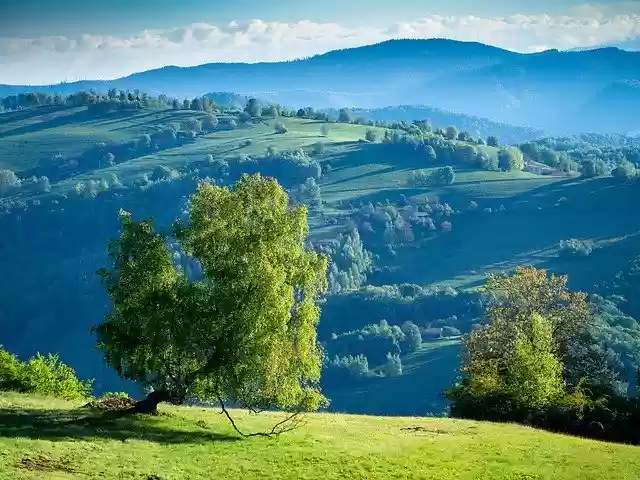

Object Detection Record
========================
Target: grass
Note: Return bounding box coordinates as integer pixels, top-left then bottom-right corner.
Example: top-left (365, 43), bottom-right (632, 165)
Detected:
top-left (0, 392), bottom-right (638, 480)
top-left (326, 339), bottom-right (462, 416)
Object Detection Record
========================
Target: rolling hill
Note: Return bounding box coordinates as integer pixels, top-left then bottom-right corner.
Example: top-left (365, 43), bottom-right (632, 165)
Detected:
top-left (2, 101), bottom-right (640, 415)
top-left (1, 392), bottom-right (639, 480)
top-left (1, 39), bottom-right (639, 133)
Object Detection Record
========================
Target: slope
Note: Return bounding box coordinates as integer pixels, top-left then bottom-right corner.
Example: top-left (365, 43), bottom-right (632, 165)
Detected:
top-left (1, 109), bottom-right (640, 414)
top-left (1, 392), bottom-right (638, 480)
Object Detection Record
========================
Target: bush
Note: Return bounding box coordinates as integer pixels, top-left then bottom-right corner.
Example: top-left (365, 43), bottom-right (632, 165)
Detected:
top-left (365, 129), bottom-right (378, 143)
top-left (320, 124), bottom-right (331, 137)
top-left (498, 147), bottom-right (525, 171)
top-left (0, 347), bottom-right (92, 400)
top-left (0, 169), bottom-right (21, 196)
top-left (383, 353), bottom-right (403, 377)
top-left (313, 142), bottom-right (325, 155)
top-left (401, 321), bottom-right (422, 352)
top-left (151, 165), bottom-right (180, 181)
top-left (559, 238), bottom-right (594, 258)
top-left (612, 160), bottom-right (637, 181)
top-left (274, 121), bottom-right (288, 134)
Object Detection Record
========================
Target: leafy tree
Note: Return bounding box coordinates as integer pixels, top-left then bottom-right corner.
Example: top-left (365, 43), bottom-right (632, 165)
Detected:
top-left (498, 147), bottom-right (525, 171)
top-left (338, 108), bottom-right (352, 124)
top-left (94, 174), bottom-right (329, 428)
top-left (320, 124), bottom-right (330, 137)
top-left (384, 353), bottom-right (403, 376)
top-left (263, 105), bottom-right (279, 117)
top-left (401, 321), bottom-right (422, 352)
top-left (439, 166), bottom-right (455, 185)
top-left (365, 129), bottom-right (378, 143)
top-left (244, 98), bottom-right (262, 118)
top-left (425, 145), bottom-right (437, 163)
top-left (445, 126), bottom-right (459, 140)
top-left (202, 114), bottom-right (219, 131)
top-left (447, 313), bottom-right (564, 413)
top-left (0, 170), bottom-right (21, 196)
top-left (486, 136), bottom-right (499, 147)
top-left (475, 266), bottom-right (608, 390)
top-left (579, 159), bottom-right (607, 178)
top-left (559, 238), bottom-right (594, 258)
top-left (612, 160), bottom-right (637, 181)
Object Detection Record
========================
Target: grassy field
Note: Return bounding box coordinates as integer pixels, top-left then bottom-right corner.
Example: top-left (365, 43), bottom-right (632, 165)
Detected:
top-left (1, 392), bottom-right (638, 480)
top-left (326, 339), bottom-right (462, 416)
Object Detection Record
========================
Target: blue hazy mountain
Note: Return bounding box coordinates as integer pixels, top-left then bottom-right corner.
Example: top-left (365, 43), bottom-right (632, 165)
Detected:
top-left (1, 39), bottom-right (638, 133)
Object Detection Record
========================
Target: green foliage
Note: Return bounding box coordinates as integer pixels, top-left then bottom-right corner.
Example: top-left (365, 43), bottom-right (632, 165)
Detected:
top-left (486, 136), bottom-right (499, 147)
top-left (320, 124), bottom-right (331, 137)
top-left (384, 353), bottom-right (403, 377)
top-left (445, 126), bottom-right (458, 140)
top-left (0, 169), bottom-right (20, 196)
top-left (559, 238), bottom-right (594, 258)
top-left (504, 313), bottom-right (565, 408)
top-left (274, 121), bottom-right (288, 134)
top-left (612, 160), bottom-right (637, 181)
top-left (365, 129), bottom-right (378, 143)
top-left (498, 147), bottom-right (525, 171)
top-left (401, 321), bottom-right (422, 352)
top-left (338, 108), bottom-right (352, 124)
top-left (324, 228), bottom-right (373, 294)
top-left (408, 167), bottom-right (455, 187)
top-left (579, 159), bottom-right (607, 178)
top-left (94, 174), bottom-right (329, 413)
top-left (244, 98), bottom-right (262, 118)
top-left (0, 347), bottom-right (92, 400)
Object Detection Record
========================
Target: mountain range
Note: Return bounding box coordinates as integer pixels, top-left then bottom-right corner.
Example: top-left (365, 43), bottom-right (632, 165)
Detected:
top-left (1, 39), bottom-right (639, 134)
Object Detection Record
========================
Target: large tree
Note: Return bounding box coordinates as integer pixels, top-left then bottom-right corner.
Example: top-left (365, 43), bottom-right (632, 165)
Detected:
top-left (93, 174), bottom-right (328, 431)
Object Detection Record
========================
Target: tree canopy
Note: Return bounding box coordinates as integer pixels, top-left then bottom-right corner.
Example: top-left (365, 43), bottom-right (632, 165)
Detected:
top-left (93, 174), bottom-right (329, 430)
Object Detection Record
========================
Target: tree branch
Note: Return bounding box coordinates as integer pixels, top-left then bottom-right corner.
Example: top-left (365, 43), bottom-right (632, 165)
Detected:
top-left (216, 394), bottom-right (306, 438)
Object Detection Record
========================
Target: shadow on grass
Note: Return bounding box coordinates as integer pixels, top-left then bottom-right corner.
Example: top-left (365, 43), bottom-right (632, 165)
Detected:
top-left (0, 407), bottom-right (240, 444)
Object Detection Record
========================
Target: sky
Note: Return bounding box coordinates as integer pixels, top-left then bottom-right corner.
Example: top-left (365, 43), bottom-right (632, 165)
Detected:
top-left (1, 0), bottom-right (640, 84)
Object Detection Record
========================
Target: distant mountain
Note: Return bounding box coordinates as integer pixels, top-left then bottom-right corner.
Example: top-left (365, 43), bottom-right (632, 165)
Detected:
top-left (1, 39), bottom-right (639, 133)
top-left (578, 80), bottom-right (640, 134)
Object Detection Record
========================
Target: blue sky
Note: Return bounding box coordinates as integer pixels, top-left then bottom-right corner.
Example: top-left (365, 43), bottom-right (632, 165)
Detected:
top-left (1, 0), bottom-right (628, 36)
top-left (1, 1), bottom-right (639, 84)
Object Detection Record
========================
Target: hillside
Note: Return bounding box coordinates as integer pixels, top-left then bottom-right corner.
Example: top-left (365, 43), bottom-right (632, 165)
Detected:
top-left (1, 392), bottom-right (639, 480)
top-left (1, 101), bottom-right (640, 414)
top-left (2, 39), bottom-right (639, 133)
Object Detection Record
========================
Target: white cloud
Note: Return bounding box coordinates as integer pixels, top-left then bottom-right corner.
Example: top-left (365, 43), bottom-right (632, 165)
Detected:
top-left (1, 2), bottom-right (639, 85)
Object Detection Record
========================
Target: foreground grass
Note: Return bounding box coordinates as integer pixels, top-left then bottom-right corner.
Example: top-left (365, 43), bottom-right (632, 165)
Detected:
top-left (0, 393), bottom-right (638, 480)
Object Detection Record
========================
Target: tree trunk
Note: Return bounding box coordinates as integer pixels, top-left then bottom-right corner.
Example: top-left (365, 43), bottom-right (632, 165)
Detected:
top-left (128, 390), bottom-right (172, 415)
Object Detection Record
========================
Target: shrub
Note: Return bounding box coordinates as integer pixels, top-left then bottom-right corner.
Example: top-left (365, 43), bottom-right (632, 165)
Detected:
top-left (383, 353), bottom-right (403, 377)
top-left (365, 129), bottom-right (378, 143)
top-left (0, 169), bottom-right (21, 196)
top-left (0, 347), bottom-right (92, 400)
top-left (401, 321), bottom-right (422, 352)
top-left (313, 142), bottom-right (325, 155)
top-left (151, 165), bottom-right (180, 181)
top-left (442, 326), bottom-right (462, 337)
top-left (498, 147), bottom-right (525, 171)
top-left (320, 124), bottom-right (330, 136)
top-left (559, 238), bottom-right (594, 258)
top-left (612, 160), bottom-right (637, 181)
top-left (274, 121), bottom-right (288, 134)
